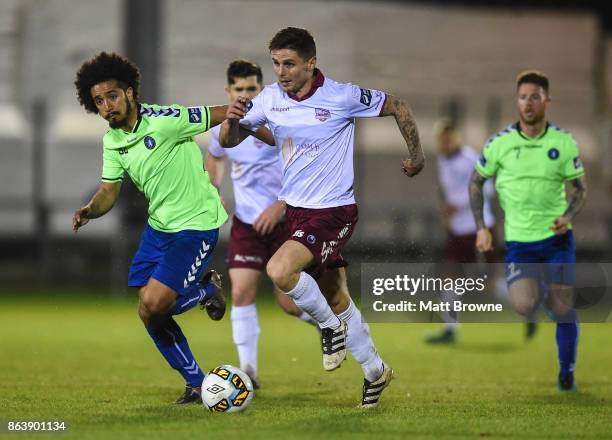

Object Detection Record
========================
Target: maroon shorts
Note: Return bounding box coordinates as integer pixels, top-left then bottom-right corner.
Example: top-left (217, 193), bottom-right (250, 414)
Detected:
top-left (285, 204), bottom-right (358, 278)
top-left (227, 215), bottom-right (289, 271)
top-left (445, 230), bottom-right (496, 263)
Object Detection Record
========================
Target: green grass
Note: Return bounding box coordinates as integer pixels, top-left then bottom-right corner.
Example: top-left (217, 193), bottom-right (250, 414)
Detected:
top-left (1, 292), bottom-right (611, 440)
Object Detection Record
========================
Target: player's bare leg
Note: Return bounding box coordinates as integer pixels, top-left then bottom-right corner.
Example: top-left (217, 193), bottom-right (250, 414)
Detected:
top-left (318, 267), bottom-right (393, 408)
top-left (228, 268), bottom-right (262, 388)
top-left (138, 278), bottom-right (177, 327)
top-left (507, 278), bottom-right (540, 318)
top-left (267, 240), bottom-right (346, 370)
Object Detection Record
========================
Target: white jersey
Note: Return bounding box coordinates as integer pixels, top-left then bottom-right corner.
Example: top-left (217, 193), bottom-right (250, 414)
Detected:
top-left (208, 124), bottom-right (282, 225)
top-left (239, 70), bottom-right (386, 208)
top-left (438, 145), bottom-right (495, 235)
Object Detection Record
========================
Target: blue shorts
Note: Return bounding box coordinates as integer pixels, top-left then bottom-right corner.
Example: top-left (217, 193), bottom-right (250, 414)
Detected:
top-left (128, 224), bottom-right (219, 296)
top-left (505, 231), bottom-right (576, 286)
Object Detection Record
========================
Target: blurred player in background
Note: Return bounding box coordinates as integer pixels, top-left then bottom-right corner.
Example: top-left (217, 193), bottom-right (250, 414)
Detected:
top-left (220, 27), bottom-right (424, 408)
top-left (471, 70), bottom-right (587, 391)
top-left (72, 52), bottom-right (244, 404)
top-left (425, 119), bottom-right (496, 344)
top-left (205, 59), bottom-right (314, 389)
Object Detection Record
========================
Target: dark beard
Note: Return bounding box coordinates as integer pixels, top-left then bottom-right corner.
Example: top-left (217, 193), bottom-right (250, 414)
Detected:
top-left (108, 100), bottom-right (132, 129)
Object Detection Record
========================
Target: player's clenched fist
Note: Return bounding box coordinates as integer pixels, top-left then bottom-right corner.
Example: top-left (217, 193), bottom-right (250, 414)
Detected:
top-left (72, 206), bottom-right (90, 232)
top-left (401, 157), bottom-right (424, 178)
top-left (226, 96), bottom-right (251, 120)
top-left (475, 228), bottom-right (493, 253)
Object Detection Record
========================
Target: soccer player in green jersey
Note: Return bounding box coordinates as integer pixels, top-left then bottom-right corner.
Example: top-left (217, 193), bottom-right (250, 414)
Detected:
top-left (470, 70), bottom-right (587, 391)
top-left (71, 52), bottom-right (259, 403)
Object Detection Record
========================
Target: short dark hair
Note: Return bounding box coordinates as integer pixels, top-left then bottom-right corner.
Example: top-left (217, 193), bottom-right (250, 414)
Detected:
top-left (227, 59), bottom-right (263, 85)
top-left (75, 51), bottom-right (141, 113)
top-left (516, 70), bottom-right (549, 94)
top-left (269, 27), bottom-right (316, 61)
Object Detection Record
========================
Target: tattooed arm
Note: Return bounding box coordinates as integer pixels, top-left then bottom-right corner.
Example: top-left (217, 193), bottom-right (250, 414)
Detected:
top-left (469, 170), bottom-right (493, 252)
top-left (551, 175), bottom-right (588, 235)
top-left (380, 94), bottom-right (424, 177)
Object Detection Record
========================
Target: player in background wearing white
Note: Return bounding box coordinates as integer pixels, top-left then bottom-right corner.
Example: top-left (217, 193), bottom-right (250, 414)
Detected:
top-left (205, 60), bottom-right (314, 388)
top-left (426, 119), bottom-right (496, 343)
top-left (220, 27), bottom-right (424, 408)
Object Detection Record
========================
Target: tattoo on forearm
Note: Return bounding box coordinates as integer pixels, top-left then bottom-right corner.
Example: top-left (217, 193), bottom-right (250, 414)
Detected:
top-left (382, 95), bottom-right (422, 162)
top-left (563, 176), bottom-right (587, 221)
top-left (469, 171), bottom-right (487, 229)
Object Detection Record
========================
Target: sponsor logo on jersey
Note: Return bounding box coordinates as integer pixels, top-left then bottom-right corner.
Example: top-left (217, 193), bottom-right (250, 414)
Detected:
top-left (321, 240), bottom-right (337, 262)
top-left (547, 148), bottom-right (560, 160)
top-left (479, 155), bottom-right (487, 167)
top-left (118, 147), bottom-right (128, 155)
top-left (271, 106), bottom-right (290, 112)
top-left (188, 107), bottom-right (202, 123)
top-left (234, 254), bottom-right (264, 264)
top-left (360, 88), bottom-right (372, 106)
top-left (574, 156), bottom-right (582, 169)
top-left (293, 230), bottom-right (304, 238)
top-left (314, 108), bottom-right (331, 122)
top-left (246, 101), bottom-right (254, 113)
top-left (143, 136), bottom-right (156, 150)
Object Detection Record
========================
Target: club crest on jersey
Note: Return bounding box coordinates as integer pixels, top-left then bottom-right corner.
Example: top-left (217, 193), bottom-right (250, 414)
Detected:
top-left (188, 107), bottom-right (202, 123)
top-left (307, 234), bottom-right (316, 244)
top-left (143, 136), bottom-right (156, 150)
top-left (360, 88), bottom-right (372, 106)
top-left (547, 148), bottom-right (559, 160)
top-left (315, 108), bottom-right (331, 122)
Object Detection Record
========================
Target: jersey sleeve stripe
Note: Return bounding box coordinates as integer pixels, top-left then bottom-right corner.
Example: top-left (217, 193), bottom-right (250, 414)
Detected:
top-left (101, 176), bottom-right (123, 182)
top-left (204, 106), bottom-right (211, 131)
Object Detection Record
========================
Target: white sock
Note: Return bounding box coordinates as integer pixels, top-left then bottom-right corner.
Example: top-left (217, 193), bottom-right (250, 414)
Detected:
top-left (297, 311), bottom-right (317, 327)
top-left (231, 304), bottom-right (260, 375)
top-left (286, 272), bottom-right (340, 330)
top-left (338, 299), bottom-right (384, 382)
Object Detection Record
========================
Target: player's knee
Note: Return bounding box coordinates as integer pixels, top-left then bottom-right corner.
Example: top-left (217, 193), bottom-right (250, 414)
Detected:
top-left (266, 259), bottom-right (294, 291)
top-left (549, 301), bottom-right (574, 322)
top-left (140, 289), bottom-right (172, 317)
top-left (231, 287), bottom-right (256, 307)
top-left (511, 294), bottom-right (538, 317)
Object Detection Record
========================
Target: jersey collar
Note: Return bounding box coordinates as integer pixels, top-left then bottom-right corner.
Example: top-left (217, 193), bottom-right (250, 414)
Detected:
top-left (514, 121), bottom-right (549, 140)
top-left (287, 69), bottom-right (325, 102)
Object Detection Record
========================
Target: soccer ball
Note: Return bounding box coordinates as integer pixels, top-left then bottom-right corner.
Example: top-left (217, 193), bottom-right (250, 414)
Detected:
top-left (201, 365), bottom-right (254, 413)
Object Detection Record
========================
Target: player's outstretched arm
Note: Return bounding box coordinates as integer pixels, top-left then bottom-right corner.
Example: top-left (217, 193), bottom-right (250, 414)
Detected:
top-left (469, 170), bottom-right (493, 252)
top-left (380, 94), bottom-right (424, 177)
top-left (208, 105), bottom-right (229, 128)
top-left (72, 181), bottom-right (121, 232)
top-left (218, 96), bottom-right (275, 148)
top-left (551, 175), bottom-right (588, 235)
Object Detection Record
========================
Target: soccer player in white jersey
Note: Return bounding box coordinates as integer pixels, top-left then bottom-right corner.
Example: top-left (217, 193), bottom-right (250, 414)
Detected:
top-left (205, 60), bottom-right (314, 388)
top-left (426, 119), bottom-right (496, 344)
top-left (220, 27), bottom-right (424, 408)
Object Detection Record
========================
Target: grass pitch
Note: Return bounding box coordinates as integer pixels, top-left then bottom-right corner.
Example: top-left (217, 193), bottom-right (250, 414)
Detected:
top-left (1, 292), bottom-right (611, 440)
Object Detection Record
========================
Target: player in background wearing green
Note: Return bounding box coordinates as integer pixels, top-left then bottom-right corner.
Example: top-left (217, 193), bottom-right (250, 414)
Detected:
top-left (470, 71), bottom-right (587, 391)
top-left (72, 52), bottom-right (270, 403)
